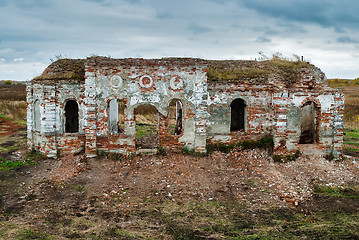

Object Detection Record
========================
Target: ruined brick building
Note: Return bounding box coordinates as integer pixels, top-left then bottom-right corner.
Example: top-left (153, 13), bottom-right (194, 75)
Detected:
top-left (27, 57), bottom-right (344, 158)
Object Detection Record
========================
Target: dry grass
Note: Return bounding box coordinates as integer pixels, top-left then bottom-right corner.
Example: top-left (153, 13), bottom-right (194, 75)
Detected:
top-left (327, 81), bottom-right (359, 130)
top-left (0, 100), bottom-right (27, 123)
top-left (208, 57), bottom-right (314, 86)
top-left (134, 104), bottom-right (158, 125)
top-left (0, 84), bottom-right (26, 101)
top-left (33, 58), bottom-right (85, 83)
top-left (345, 96), bottom-right (359, 129)
top-left (0, 84), bottom-right (27, 123)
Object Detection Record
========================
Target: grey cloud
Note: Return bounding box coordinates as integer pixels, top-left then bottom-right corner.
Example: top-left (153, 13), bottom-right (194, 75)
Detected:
top-left (81, 0), bottom-right (140, 6)
top-left (188, 24), bottom-right (213, 35)
top-left (155, 12), bottom-right (173, 19)
top-left (334, 27), bottom-right (346, 34)
top-left (205, 0), bottom-right (226, 4)
top-left (123, 0), bottom-right (141, 4)
top-left (81, 0), bottom-right (114, 6)
top-left (277, 22), bottom-right (307, 34)
top-left (250, 26), bottom-right (281, 35)
top-left (12, 0), bottom-right (51, 9)
top-left (240, 0), bottom-right (359, 30)
top-left (337, 36), bottom-right (359, 44)
top-left (255, 36), bottom-right (271, 43)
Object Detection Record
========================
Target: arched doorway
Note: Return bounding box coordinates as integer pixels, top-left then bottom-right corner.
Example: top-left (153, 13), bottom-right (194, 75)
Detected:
top-left (299, 101), bottom-right (319, 144)
top-left (168, 99), bottom-right (183, 135)
top-left (108, 99), bottom-right (125, 134)
top-left (230, 98), bottom-right (246, 131)
top-left (65, 100), bottom-right (79, 133)
top-left (134, 104), bottom-right (159, 149)
top-left (33, 100), bottom-right (41, 132)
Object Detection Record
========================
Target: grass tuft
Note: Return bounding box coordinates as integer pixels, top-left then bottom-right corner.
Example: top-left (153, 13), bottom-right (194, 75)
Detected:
top-left (16, 229), bottom-right (52, 240)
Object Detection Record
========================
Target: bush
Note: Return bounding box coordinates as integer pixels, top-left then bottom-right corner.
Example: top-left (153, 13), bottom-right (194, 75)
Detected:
top-left (157, 146), bottom-right (167, 156)
top-left (273, 150), bottom-right (300, 163)
top-left (182, 146), bottom-right (196, 155)
top-left (206, 136), bottom-right (274, 154)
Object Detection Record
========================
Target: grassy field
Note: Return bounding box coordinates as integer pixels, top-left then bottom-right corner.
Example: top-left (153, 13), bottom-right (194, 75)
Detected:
top-left (328, 79), bottom-right (359, 156)
top-left (0, 82), bottom-right (27, 125)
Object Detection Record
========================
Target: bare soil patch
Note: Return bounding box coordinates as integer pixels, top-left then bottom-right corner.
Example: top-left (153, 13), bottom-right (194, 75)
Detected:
top-left (0, 123), bottom-right (358, 239)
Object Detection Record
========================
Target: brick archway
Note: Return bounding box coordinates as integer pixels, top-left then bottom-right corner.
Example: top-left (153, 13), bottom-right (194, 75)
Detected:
top-left (299, 100), bottom-right (320, 144)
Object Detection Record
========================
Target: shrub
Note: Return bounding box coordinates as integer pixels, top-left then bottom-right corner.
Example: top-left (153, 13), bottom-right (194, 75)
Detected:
top-left (207, 136), bottom-right (274, 154)
top-left (273, 150), bottom-right (300, 163)
top-left (182, 146), bottom-right (196, 155)
top-left (157, 146), bottom-right (167, 156)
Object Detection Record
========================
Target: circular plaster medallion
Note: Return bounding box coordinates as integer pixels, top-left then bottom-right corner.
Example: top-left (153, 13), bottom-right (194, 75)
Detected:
top-left (170, 76), bottom-right (184, 90)
top-left (110, 75), bottom-right (123, 88)
top-left (139, 75), bottom-right (153, 89)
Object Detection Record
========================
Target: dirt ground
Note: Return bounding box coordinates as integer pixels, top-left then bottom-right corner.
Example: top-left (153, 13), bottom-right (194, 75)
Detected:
top-left (0, 119), bottom-right (359, 239)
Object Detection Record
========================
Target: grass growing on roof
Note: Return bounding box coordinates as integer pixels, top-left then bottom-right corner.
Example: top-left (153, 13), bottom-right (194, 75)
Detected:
top-left (207, 55), bottom-right (314, 87)
top-left (33, 58), bottom-right (86, 82)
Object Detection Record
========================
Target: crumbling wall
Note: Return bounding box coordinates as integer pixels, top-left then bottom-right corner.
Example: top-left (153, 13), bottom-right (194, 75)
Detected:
top-left (273, 68), bottom-right (344, 157)
top-left (207, 82), bottom-right (273, 144)
top-left (27, 58), bottom-right (344, 158)
top-left (27, 82), bottom-right (84, 157)
top-left (83, 58), bottom-right (208, 155)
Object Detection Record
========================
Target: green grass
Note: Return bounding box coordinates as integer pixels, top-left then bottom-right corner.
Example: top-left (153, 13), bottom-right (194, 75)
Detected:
top-left (345, 129), bottom-right (359, 138)
top-left (0, 157), bottom-right (36, 171)
top-left (135, 124), bottom-right (157, 138)
top-left (314, 185), bottom-right (359, 199)
top-left (344, 147), bottom-right (359, 152)
top-left (154, 199), bottom-right (359, 239)
top-left (16, 229), bottom-right (52, 240)
top-left (344, 129), bottom-right (359, 154)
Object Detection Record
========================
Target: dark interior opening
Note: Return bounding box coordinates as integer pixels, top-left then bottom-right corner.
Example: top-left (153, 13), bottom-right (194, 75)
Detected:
top-left (65, 100), bottom-right (79, 133)
top-left (168, 99), bottom-right (183, 135)
top-left (231, 98), bottom-right (246, 131)
top-left (299, 101), bottom-right (318, 144)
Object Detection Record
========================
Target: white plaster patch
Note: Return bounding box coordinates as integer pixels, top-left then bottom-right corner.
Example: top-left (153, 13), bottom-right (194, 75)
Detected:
top-left (278, 114), bottom-right (287, 120)
top-left (292, 96), bottom-right (306, 107)
top-left (212, 135), bottom-right (231, 143)
top-left (318, 95), bottom-right (334, 111)
top-left (276, 122), bottom-right (286, 127)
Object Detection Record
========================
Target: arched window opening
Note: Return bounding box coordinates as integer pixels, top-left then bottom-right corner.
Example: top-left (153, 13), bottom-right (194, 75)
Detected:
top-left (230, 98), bottom-right (246, 131)
top-left (108, 99), bottom-right (125, 134)
top-left (65, 100), bottom-right (79, 133)
top-left (33, 100), bottom-right (40, 132)
top-left (300, 101), bottom-right (319, 144)
top-left (168, 99), bottom-right (183, 135)
top-left (134, 104), bottom-right (159, 149)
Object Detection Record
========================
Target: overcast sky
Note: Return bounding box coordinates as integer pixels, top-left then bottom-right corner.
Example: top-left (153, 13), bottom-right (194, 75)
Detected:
top-left (1, 0), bottom-right (359, 81)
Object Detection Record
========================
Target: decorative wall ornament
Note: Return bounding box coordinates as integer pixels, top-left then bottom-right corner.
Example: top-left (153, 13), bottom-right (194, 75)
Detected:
top-left (170, 76), bottom-right (184, 90)
top-left (110, 75), bottom-right (123, 88)
top-left (139, 75), bottom-right (153, 89)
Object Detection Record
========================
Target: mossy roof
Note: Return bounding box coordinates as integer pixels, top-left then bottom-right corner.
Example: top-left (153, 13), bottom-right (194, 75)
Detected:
top-left (207, 58), bottom-right (316, 85)
top-left (33, 57), bottom-right (316, 86)
top-left (33, 59), bottom-right (86, 83)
